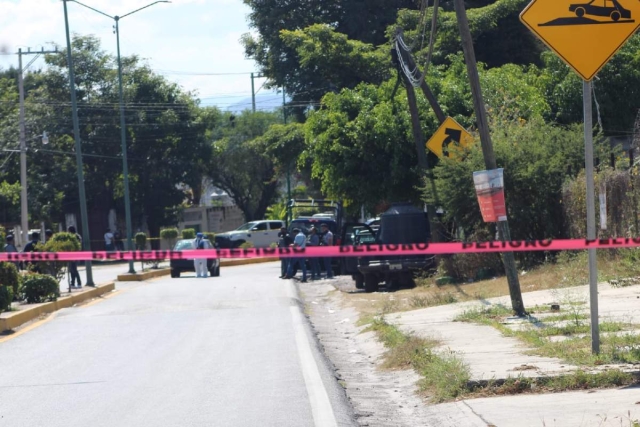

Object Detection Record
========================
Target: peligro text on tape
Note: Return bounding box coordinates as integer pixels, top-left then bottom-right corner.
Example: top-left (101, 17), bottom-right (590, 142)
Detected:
top-left (3, 237), bottom-right (640, 261)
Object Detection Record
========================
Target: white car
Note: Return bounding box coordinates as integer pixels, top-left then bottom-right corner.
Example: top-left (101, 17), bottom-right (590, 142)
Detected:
top-left (217, 220), bottom-right (285, 248)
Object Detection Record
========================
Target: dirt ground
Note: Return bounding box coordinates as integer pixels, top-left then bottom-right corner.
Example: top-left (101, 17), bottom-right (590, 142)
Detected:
top-left (299, 277), bottom-right (476, 427)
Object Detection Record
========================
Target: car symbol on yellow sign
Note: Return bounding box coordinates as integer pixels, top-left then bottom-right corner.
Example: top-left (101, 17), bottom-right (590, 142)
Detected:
top-left (520, 0), bottom-right (640, 81)
top-left (425, 117), bottom-right (474, 159)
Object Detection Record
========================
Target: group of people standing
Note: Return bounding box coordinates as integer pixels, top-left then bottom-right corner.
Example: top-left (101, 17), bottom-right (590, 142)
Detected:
top-left (3, 226), bottom-right (83, 288)
top-left (278, 224), bottom-right (334, 283)
top-left (104, 229), bottom-right (124, 251)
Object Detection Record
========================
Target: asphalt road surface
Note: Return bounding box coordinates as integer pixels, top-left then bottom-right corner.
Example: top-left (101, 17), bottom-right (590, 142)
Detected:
top-left (0, 262), bottom-right (356, 427)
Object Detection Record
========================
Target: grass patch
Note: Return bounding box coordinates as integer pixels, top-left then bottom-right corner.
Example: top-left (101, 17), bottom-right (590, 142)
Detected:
top-left (366, 318), bottom-right (470, 402)
top-left (468, 369), bottom-right (637, 398)
top-left (367, 317), bottom-right (638, 402)
top-left (456, 306), bottom-right (640, 366)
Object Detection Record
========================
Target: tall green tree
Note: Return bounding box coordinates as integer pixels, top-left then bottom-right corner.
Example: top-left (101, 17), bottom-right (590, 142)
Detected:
top-left (0, 36), bottom-right (211, 237)
top-left (206, 111), bottom-right (283, 221)
top-left (304, 81), bottom-right (421, 215)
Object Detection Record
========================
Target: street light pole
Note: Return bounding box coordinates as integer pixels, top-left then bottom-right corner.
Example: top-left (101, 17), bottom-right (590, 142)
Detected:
top-left (114, 17), bottom-right (136, 273)
top-left (66, 0), bottom-right (169, 274)
top-left (63, 0), bottom-right (94, 286)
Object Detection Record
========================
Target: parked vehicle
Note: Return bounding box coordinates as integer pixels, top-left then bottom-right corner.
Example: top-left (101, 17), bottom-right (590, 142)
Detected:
top-left (216, 220), bottom-right (284, 248)
top-left (341, 203), bottom-right (435, 292)
top-left (170, 239), bottom-right (220, 278)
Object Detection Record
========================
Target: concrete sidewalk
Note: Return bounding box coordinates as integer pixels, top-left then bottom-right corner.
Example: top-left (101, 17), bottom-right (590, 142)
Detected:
top-left (389, 282), bottom-right (640, 380)
top-left (382, 283), bottom-right (640, 426)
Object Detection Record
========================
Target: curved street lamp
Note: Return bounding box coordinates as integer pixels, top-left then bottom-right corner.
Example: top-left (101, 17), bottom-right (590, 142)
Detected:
top-left (63, 0), bottom-right (171, 274)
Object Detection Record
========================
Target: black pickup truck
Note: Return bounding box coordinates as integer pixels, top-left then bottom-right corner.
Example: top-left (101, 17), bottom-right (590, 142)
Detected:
top-left (340, 203), bottom-right (434, 292)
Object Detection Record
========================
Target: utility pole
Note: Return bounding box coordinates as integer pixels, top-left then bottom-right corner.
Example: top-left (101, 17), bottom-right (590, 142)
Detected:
top-left (18, 50), bottom-right (27, 248)
top-left (63, 0), bottom-right (94, 286)
top-left (17, 47), bottom-right (57, 248)
top-left (251, 73), bottom-right (256, 113)
top-left (392, 47), bottom-right (440, 240)
top-left (453, 0), bottom-right (525, 316)
top-left (283, 87), bottom-right (292, 225)
top-left (251, 72), bottom-right (264, 113)
top-left (394, 38), bottom-right (446, 124)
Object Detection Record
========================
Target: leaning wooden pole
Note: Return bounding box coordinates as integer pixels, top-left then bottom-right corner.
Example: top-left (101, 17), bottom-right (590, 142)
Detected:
top-left (453, 0), bottom-right (526, 316)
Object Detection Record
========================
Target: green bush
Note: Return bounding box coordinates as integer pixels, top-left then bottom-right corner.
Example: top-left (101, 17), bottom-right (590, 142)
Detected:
top-left (0, 225), bottom-right (6, 251)
top-left (0, 285), bottom-right (11, 312)
top-left (239, 241), bottom-right (255, 249)
top-left (160, 227), bottom-right (179, 240)
top-left (22, 274), bottom-right (59, 304)
top-left (0, 262), bottom-right (20, 298)
top-left (160, 227), bottom-right (179, 250)
top-left (41, 232), bottom-right (81, 281)
top-left (182, 228), bottom-right (196, 239)
top-left (135, 232), bottom-right (148, 250)
top-left (204, 232), bottom-right (215, 242)
top-left (425, 117), bottom-right (591, 268)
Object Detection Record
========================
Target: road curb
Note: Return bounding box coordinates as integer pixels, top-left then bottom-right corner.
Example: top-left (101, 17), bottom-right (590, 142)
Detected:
top-left (0, 282), bottom-right (115, 332)
top-left (221, 257), bottom-right (279, 267)
top-left (117, 269), bottom-right (169, 282)
top-left (117, 258), bottom-right (279, 281)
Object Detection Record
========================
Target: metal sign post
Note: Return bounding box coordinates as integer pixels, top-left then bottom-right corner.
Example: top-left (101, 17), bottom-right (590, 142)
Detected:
top-left (583, 80), bottom-right (600, 353)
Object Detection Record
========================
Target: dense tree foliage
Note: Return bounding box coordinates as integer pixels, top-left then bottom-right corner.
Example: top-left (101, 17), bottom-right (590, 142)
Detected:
top-left (205, 111), bottom-right (283, 221)
top-left (0, 36), bottom-right (211, 237)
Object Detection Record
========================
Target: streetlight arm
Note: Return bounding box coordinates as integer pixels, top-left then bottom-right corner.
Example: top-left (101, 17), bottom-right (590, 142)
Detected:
top-left (120, 1), bottom-right (170, 19)
top-left (65, 0), bottom-right (114, 19)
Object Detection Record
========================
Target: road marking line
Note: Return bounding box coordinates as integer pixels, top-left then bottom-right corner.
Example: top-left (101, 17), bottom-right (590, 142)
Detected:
top-left (0, 312), bottom-right (58, 344)
top-left (290, 304), bottom-right (338, 427)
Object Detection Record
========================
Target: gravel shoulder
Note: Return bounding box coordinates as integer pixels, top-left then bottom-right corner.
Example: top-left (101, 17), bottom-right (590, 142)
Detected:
top-left (297, 277), bottom-right (485, 427)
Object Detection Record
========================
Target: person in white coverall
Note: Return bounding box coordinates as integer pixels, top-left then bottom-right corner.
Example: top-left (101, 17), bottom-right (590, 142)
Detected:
top-left (194, 232), bottom-right (208, 278)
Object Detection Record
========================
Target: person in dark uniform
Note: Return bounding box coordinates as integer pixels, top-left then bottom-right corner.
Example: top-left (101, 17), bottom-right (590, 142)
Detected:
top-left (278, 227), bottom-right (293, 278)
top-left (22, 232), bottom-right (40, 272)
top-left (67, 226), bottom-right (82, 288)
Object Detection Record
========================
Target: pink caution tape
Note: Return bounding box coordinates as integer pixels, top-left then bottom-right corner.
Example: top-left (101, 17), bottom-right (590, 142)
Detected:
top-left (3, 237), bottom-right (640, 261)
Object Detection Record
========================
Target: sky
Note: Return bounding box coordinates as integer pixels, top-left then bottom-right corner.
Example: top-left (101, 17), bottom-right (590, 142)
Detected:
top-left (0, 0), bottom-right (281, 111)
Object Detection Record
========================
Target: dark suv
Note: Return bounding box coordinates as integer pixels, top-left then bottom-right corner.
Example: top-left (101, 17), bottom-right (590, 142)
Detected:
top-left (340, 203), bottom-right (434, 292)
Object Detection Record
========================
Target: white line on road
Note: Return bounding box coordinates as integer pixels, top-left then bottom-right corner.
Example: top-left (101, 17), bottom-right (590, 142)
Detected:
top-left (289, 297), bottom-right (338, 427)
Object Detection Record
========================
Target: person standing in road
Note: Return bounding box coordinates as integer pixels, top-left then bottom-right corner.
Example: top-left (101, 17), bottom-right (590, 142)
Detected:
top-left (321, 224), bottom-right (334, 279)
top-left (308, 227), bottom-right (321, 280)
top-left (194, 232), bottom-right (208, 278)
top-left (286, 228), bottom-right (307, 282)
top-left (45, 229), bottom-right (54, 242)
top-left (67, 226), bottom-right (82, 288)
top-left (104, 229), bottom-right (115, 251)
top-left (278, 227), bottom-right (293, 278)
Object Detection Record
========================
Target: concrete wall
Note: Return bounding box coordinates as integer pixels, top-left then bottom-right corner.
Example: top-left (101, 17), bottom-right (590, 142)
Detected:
top-left (178, 205), bottom-right (245, 234)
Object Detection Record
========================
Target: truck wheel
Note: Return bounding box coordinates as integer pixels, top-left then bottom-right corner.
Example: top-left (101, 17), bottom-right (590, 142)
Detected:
top-left (233, 240), bottom-right (246, 249)
top-left (386, 277), bottom-right (400, 292)
top-left (364, 274), bottom-right (379, 293)
top-left (399, 272), bottom-right (415, 288)
top-left (171, 269), bottom-right (180, 278)
top-left (354, 274), bottom-right (364, 289)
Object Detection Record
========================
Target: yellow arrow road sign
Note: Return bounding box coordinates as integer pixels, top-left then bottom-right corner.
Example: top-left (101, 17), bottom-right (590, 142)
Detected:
top-left (520, 0), bottom-right (640, 81)
top-left (426, 117), bottom-right (474, 159)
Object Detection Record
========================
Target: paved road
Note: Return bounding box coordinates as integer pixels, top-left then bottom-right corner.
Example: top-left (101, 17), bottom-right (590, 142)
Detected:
top-left (0, 262), bottom-right (355, 427)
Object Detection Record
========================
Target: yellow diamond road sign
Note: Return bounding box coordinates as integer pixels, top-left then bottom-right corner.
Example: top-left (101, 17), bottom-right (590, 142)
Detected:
top-left (520, 0), bottom-right (640, 81)
top-left (426, 117), bottom-right (474, 159)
